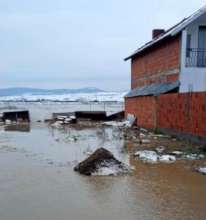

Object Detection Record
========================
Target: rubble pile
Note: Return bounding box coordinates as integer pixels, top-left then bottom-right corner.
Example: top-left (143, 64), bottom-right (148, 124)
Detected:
top-left (50, 115), bottom-right (77, 128)
top-left (74, 148), bottom-right (132, 176)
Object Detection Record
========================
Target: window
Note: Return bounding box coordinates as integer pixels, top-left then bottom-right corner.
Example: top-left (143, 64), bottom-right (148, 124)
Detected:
top-left (186, 34), bottom-right (191, 58)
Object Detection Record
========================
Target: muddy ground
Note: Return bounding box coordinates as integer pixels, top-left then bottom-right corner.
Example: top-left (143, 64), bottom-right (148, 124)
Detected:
top-left (0, 102), bottom-right (206, 220)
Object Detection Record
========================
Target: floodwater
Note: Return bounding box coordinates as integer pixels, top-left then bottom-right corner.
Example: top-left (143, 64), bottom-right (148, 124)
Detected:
top-left (0, 102), bottom-right (206, 220)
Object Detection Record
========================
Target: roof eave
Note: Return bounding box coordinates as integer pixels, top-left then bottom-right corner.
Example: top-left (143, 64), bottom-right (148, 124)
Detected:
top-left (124, 5), bottom-right (206, 61)
top-left (124, 56), bottom-right (132, 61)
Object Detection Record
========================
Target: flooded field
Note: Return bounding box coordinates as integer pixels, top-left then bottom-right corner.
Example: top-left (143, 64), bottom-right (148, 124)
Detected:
top-left (0, 102), bottom-right (206, 220)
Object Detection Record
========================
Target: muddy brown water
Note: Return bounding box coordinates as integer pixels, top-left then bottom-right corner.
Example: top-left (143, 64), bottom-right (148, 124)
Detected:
top-left (0, 102), bottom-right (206, 220)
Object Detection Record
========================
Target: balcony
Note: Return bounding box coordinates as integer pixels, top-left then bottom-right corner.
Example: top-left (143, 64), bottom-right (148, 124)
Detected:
top-left (186, 48), bottom-right (206, 67)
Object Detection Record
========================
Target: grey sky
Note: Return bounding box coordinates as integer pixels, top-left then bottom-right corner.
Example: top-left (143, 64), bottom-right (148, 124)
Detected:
top-left (0, 0), bottom-right (205, 90)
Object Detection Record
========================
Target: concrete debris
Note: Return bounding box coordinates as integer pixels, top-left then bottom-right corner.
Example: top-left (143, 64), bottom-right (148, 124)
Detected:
top-left (126, 114), bottom-right (136, 127)
top-left (75, 111), bottom-right (107, 121)
top-left (51, 115), bottom-right (77, 127)
top-left (140, 132), bottom-right (146, 138)
top-left (152, 134), bottom-right (171, 138)
top-left (5, 119), bottom-right (12, 125)
top-left (170, 151), bottom-right (183, 156)
top-left (51, 121), bottom-right (63, 129)
top-left (103, 120), bottom-right (132, 128)
top-left (53, 111), bottom-right (125, 122)
top-left (2, 110), bottom-right (30, 123)
top-left (74, 148), bottom-right (131, 176)
top-left (156, 146), bottom-right (165, 154)
top-left (53, 112), bottom-right (74, 120)
top-left (57, 116), bottom-right (68, 121)
top-left (123, 127), bottom-right (140, 141)
top-left (106, 111), bottom-right (124, 121)
top-left (140, 139), bottom-right (151, 144)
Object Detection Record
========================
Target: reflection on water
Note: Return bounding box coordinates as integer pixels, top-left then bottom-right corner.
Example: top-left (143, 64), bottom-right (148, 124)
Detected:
top-left (4, 123), bottom-right (31, 132)
top-left (0, 102), bottom-right (206, 220)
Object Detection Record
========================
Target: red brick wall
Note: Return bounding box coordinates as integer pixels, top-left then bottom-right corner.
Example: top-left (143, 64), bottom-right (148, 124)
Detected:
top-left (157, 93), bottom-right (206, 137)
top-left (131, 36), bottom-right (181, 89)
top-left (125, 92), bottom-right (206, 137)
top-left (125, 96), bottom-right (157, 129)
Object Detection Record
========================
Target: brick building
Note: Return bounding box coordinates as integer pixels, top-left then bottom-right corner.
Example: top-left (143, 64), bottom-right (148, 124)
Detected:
top-left (125, 6), bottom-right (206, 142)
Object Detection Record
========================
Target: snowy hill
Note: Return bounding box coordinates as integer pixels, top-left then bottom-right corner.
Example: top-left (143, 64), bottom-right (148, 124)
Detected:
top-left (0, 87), bottom-right (127, 102)
top-left (0, 87), bottom-right (104, 96)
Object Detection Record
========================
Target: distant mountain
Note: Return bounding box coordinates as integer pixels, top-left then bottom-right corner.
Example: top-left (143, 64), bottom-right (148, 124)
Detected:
top-left (0, 87), bottom-right (105, 97)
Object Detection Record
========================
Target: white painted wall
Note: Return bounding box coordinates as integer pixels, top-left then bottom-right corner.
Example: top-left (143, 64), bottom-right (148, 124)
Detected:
top-left (180, 14), bottom-right (206, 92)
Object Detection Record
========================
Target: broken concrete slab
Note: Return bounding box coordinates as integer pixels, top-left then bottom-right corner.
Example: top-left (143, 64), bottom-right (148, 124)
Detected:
top-left (106, 111), bottom-right (124, 121)
top-left (126, 114), bottom-right (136, 127)
top-left (74, 148), bottom-right (131, 176)
top-left (2, 110), bottom-right (30, 123)
top-left (75, 111), bottom-right (107, 121)
top-left (53, 111), bottom-right (124, 122)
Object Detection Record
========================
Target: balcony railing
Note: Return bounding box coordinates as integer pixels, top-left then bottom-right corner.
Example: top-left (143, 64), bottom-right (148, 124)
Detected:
top-left (186, 48), bottom-right (206, 67)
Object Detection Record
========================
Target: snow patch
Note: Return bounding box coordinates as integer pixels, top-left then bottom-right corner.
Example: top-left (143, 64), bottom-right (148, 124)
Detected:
top-left (134, 150), bottom-right (159, 163)
top-left (92, 163), bottom-right (132, 176)
top-left (103, 120), bottom-right (131, 128)
top-left (171, 151), bottom-right (183, 156)
top-left (186, 154), bottom-right (204, 160)
top-left (156, 146), bottom-right (165, 154)
top-left (159, 155), bottom-right (176, 162)
top-left (197, 167), bottom-right (206, 175)
top-left (134, 150), bottom-right (177, 163)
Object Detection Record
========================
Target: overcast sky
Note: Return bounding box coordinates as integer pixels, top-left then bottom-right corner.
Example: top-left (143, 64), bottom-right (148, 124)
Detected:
top-left (0, 0), bottom-right (205, 91)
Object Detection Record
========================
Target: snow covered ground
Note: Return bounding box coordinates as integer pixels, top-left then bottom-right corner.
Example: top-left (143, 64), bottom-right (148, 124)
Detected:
top-left (198, 167), bottom-right (206, 175)
top-left (0, 91), bottom-right (127, 102)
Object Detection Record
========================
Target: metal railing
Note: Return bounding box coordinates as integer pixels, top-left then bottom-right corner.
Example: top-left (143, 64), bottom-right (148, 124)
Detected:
top-left (186, 48), bottom-right (206, 67)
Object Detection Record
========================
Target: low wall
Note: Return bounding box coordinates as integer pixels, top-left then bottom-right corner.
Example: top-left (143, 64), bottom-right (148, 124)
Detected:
top-left (125, 92), bottom-right (206, 140)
